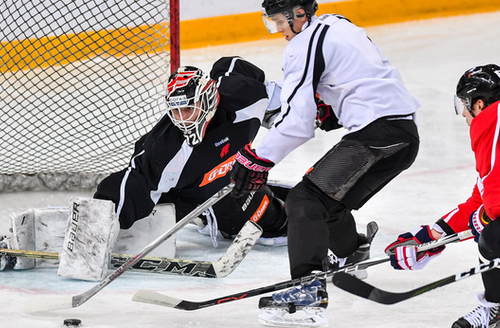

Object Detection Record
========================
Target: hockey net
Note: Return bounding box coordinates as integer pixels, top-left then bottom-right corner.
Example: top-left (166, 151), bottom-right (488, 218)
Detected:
top-left (0, 0), bottom-right (180, 192)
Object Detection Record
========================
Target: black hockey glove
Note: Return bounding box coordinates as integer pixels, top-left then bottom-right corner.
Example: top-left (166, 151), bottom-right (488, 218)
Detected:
top-left (230, 144), bottom-right (274, 198)
top-left (316, 100), bottom-right (342, 131)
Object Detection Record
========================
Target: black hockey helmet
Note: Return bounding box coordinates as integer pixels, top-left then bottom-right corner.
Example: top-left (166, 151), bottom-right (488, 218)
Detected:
top-left (261, 0), bottom-right (318, 34)
top-left (262, 0), bottom-right (318, 17)
top-left (166, 66), bottom-right (220, 147)
top-left (454, 64), bottom-right (500, 117)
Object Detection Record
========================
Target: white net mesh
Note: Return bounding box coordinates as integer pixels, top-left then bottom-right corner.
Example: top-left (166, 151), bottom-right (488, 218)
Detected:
top-left (0, 0), bottom-right (175, 191)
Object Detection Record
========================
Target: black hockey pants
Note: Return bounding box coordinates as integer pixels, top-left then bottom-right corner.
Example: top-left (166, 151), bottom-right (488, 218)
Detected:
top-left (286, 117), bottom-right (419, 279)
top-left (479, 219), bottom-right (500, 302)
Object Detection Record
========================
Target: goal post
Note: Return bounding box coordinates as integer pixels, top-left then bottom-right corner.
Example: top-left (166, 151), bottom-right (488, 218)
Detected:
top-left (0, 0), bottom-right (180, 192)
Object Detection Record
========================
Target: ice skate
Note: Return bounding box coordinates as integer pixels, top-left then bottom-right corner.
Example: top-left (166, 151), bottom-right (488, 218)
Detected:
top-left (452, 293), bottom-right (500, 328)
top-left (327, 221), bottom-right (378, 279)
top-left (258, 277), bottom-right (328, 327)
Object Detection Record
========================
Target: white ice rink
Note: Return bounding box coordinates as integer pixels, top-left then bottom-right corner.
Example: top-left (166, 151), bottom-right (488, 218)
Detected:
top-left (1, 11), bottom-right (500, 328)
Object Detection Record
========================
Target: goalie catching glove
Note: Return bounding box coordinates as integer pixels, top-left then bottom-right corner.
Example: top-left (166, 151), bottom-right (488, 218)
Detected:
top-left (230, 144), bottom-right (274, 197)
top-left (384, 225), bottom-right (445, 270)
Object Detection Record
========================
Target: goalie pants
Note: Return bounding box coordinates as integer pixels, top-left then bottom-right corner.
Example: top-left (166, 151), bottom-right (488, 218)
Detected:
top-left (478, 219), bottom-right (500, 302)
top-left (95, 169), bottom-right (288, 239)
top-left (286, 116), bottom-right (419, 279)
top-left (162, 186), bottom-right (288, 238)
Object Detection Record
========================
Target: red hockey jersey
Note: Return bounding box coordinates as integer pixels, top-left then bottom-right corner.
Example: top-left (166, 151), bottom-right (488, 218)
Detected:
top-left (440, 100), bottom-right (500, 233)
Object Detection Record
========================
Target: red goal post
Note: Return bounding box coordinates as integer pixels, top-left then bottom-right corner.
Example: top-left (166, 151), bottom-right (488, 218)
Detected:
top-left (0, 0), bottom-right (180, 192)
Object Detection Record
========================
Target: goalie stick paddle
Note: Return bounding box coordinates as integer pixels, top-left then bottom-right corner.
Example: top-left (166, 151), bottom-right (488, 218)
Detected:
top-left (37, 183), bottom-right (234, 311)
top-left (0, 219), bottom-right (261, 278)
top-left (132, 229), bottom-right (472, 311)
top-left (0, 248), bottom-right (218, 277)
top-left (332, 257), bottom-right (500, 305)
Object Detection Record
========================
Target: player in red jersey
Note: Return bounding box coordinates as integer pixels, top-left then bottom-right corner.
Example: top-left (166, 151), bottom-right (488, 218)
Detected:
top-left (386, 64), bottom-right (500, 328)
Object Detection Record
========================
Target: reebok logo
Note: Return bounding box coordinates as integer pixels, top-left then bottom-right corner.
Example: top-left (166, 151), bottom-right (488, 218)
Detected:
top-left (214, 137), bottom-right (229, 147)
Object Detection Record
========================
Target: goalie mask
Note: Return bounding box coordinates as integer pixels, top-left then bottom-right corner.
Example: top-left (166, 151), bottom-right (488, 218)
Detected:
top-left (261, 0), bottom-right (317, 34)
top-left (454, 64), bottom-right (500, 117)
top-left (166, 66), bottom-right (220, 147)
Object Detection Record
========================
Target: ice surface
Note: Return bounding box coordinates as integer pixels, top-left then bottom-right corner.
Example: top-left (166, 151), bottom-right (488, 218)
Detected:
top-left (1, 11), bottom-right (500, 327)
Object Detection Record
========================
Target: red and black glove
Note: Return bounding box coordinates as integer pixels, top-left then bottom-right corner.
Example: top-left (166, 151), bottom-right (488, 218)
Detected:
top-left (230, 144), bottom-right (274, 197)
top-left (316, 100), bottom-right (342, 131)
top-left (469, 205), bottom-right (493, 242)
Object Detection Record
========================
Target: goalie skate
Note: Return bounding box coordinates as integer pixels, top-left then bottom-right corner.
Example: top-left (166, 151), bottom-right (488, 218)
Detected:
top-left (0, 235), bottom-right (13, 270)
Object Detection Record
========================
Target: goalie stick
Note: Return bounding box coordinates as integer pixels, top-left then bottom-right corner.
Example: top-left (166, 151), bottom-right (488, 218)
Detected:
top-left (0, 219), bottom-right (262, 278)
top-left (132, 229), bottom-right (473, 311)
top-left (332, 257), bottom-right (500, 305)
top-left (34, 183), bottom-right (234, 311)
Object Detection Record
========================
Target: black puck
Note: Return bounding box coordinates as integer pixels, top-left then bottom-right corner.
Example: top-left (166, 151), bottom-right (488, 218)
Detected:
top-left (63, 318), bottom-right (82, 326)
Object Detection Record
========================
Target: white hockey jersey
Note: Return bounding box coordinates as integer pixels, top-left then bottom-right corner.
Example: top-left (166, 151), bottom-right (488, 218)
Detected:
top-left (257, 14), bottom-right (420, 164)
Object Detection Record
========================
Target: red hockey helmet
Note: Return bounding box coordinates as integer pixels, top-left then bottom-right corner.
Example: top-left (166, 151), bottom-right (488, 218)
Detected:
top-left (166, 66), bottom-right (220, 146)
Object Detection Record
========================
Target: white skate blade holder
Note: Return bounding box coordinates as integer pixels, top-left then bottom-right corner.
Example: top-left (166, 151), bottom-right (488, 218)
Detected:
top-left (258, 307), bottom-right (328, 327)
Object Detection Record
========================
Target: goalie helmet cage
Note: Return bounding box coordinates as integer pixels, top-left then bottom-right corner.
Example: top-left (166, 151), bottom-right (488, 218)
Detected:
top-left (0, 0), bottom-right (180, 192)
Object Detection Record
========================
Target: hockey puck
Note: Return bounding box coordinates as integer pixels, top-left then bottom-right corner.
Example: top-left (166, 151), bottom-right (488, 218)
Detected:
top-left (63, 318), bottom-right (82, 327)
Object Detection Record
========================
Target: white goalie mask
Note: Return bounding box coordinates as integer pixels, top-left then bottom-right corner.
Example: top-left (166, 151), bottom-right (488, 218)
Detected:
top-left (166, 66), bottom-right (220, 147)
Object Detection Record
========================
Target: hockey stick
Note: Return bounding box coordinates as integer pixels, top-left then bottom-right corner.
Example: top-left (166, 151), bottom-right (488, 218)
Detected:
top-left (132, 229), bottom-right (472, 310)
top-left (0, 219), bottom-right (261, 278)
top-left (0, 248), bottom-right (216, 277)
top-left (332, 257), bottom-right (500, 305)
top-left (36, 183), bottom-right (234, 311)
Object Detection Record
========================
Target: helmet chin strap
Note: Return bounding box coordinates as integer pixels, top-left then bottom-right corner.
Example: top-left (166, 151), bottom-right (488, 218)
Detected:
top-left (291, 25), bottom-right (301, 34)
top-left (290, 13), bottom-right (309, 35)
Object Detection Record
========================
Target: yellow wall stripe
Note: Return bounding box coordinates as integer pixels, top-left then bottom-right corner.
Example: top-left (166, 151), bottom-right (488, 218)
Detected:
top-left (1, 25), bottom-right (169, 73)
top-left (1, 0), bottom-right (499, 72)
top-left (180, 0), bottom-right (500, 48)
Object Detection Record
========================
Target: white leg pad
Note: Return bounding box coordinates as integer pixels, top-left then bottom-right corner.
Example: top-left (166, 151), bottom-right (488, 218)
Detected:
top-left (7, 202), bottom-right (176, 273)
top-left (113, 203), bottom-right (176, 258)
top-left (10, 209), bottom-right (36, 269)
top-left (32, 207), bottom-right (69, 266)
top-left (58, 198), bottom-right (117, 281)
top-left (9, 207), bottom-right (84, 268)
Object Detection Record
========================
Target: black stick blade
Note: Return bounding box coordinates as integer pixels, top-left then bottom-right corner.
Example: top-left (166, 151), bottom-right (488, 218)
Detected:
top-left (332, 259), bottom-right (500, 305)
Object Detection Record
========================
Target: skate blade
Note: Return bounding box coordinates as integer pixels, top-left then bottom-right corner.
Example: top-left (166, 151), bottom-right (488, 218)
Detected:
top-left (258, 307), bottom-right (328, 327)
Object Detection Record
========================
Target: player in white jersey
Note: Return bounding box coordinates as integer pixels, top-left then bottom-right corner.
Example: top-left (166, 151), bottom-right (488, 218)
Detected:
top-left (229, 1), bottom-right (421, 325)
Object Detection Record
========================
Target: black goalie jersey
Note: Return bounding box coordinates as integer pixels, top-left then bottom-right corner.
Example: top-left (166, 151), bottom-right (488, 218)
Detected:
top-left (94, 57), bottom-right (288, 238)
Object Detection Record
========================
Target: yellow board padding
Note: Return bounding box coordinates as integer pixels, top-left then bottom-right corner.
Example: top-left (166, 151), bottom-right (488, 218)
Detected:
top-left (1, 0), bottom-right (500, 72)
top-left (1, 24), bottom-right (170, 73)
top-left (180, 0), bottom-right (500, 48)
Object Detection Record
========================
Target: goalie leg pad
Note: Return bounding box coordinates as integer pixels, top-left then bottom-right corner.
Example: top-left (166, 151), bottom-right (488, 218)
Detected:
top-left (58, 198), bottom-right (118, 281)
top-left (10, 209), bottom-right (36, 270)
top-left (113, 203), bottom-right (176, 258)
